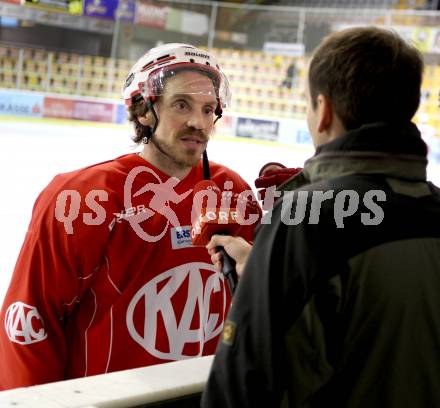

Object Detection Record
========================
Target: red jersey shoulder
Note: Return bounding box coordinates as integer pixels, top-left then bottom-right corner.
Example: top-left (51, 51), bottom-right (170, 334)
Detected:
top-left (33, 154), bottom-right (151, 207)
top-left (47, 154), bottom-right (137, 193)
top-left (28, 154), bottom-right (148, 232)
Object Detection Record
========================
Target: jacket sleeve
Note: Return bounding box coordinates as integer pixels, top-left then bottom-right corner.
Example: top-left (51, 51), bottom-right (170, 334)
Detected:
top-left (201, 191), bottom-right (337, 407)
top-left (0, 176), bottom-right (116, 389)
top-left (201, 197), bottom-right (292, 407)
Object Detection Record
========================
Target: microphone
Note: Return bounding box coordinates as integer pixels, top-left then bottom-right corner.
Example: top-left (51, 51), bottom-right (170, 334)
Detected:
top-left (191, 180), bottom-right (245, 294)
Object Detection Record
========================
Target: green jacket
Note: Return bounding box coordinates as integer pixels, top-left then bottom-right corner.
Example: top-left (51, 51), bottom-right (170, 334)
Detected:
top-left (202, 122), bottom-right (440, 408)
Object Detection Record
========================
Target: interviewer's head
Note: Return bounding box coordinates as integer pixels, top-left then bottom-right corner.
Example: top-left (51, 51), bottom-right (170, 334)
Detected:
top-left (306, 26), bottom-right (423, 147)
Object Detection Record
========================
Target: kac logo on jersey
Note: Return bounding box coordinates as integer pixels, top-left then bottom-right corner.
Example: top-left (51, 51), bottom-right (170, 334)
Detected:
top-left (4, 302), bottom-right (47, 345)
top-left (126, 262), bottom-right (227, 360)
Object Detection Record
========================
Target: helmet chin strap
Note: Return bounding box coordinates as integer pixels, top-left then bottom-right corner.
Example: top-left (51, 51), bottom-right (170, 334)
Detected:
top-left (143, 98), bottom-right (158, 144)
top-left (206, 103), bottom-right (221, 178)
top-left (203, 150), bottom-right (211, 180)
top-left (204, 101), bottom-right (222, 179)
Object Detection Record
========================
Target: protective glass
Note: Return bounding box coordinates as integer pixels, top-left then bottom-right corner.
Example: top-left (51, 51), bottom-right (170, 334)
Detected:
top-left (143, 64), bottom-right (232, 108)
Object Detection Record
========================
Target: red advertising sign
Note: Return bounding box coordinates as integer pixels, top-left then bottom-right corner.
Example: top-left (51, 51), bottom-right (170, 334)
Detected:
top-left (72, 100), bottom-right (114, 122)
top-left (44, 96), bottom-right (115, 123)
top-left (43, 97), bottom-right (75, 120)
top-left (135, 1), bottom-right (167, 29)
top-left (216, 114), bottom-right (235, 137)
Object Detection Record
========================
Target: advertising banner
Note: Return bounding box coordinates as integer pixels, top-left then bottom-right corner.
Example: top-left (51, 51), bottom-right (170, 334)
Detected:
top-left (180, 9), bottom-right (208, 36)
top-left (278, 117), bottom-right (311, 147)
top-left (0, 92), bottom-right (43, 117)
top-left (0, 0), bottom-right (22, 5)
top-left (165, 7), bottom-right (180, 32)
top-left (24, 0), bottom-right (83, 15)
top-left (263, 42), bottom-right (305, 57)
top-left (135, 1), bottom-right (167, 29)
top-left (115, 103), bottom-right (128, 124)
top-left (215, 114), bottom-right (235, 137)
top-left (135, 1), bottom-right (207, 36)
top-left (43, 97), bottom-right (75, 120)
top-left (84, 0), bottom-right (117, 19)
top-left (72, 100), bottom-right (114, 122)
top-left (83, 0), bottom-right (134, 22)
top-left (294, 128), bottom-right (312, 145)
top-left (0, 16), bottom-right (19, 27)
top-left (236, 117), bottom-right (279, 142)
top-left (116, 0), bottom-right (135, 22)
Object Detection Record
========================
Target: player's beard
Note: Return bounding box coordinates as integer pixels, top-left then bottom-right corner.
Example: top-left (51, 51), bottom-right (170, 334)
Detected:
top-left (150, 129), bottom-right (208, 169)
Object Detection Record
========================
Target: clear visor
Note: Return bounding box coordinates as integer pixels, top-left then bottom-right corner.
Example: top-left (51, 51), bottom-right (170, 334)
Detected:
top-left (143, 64), bottom-right (232, 109)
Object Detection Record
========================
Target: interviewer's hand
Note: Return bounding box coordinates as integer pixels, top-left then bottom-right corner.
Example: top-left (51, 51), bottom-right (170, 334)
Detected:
top-left (206, 235), bottom-right (252, 278)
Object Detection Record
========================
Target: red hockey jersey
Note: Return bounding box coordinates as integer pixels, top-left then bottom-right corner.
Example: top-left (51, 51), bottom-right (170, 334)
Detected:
top-left (0, 153), bottom-right (259, 389)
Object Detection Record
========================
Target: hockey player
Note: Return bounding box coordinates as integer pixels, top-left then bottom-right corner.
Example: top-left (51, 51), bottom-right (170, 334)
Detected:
top-left (0, 43), bottom-right (260, 389)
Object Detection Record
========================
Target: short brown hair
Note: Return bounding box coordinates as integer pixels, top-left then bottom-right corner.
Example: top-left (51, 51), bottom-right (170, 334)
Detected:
top-left (308, 26), bottom-right (423, 130)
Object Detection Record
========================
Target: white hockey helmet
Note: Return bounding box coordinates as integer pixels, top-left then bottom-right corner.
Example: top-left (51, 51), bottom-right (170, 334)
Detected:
top-left (122, 43), bottom-right (231, 116)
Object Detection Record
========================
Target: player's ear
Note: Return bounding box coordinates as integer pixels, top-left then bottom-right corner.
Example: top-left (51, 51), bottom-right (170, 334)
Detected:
top-left (138, 111), bottom-right (154, 127)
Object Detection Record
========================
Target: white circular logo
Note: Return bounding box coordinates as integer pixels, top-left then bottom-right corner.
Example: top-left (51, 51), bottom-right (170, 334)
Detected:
top-left (126, 262), bottom-right (227, 360)
top-left (5, 302), bottom-right (47, 345)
